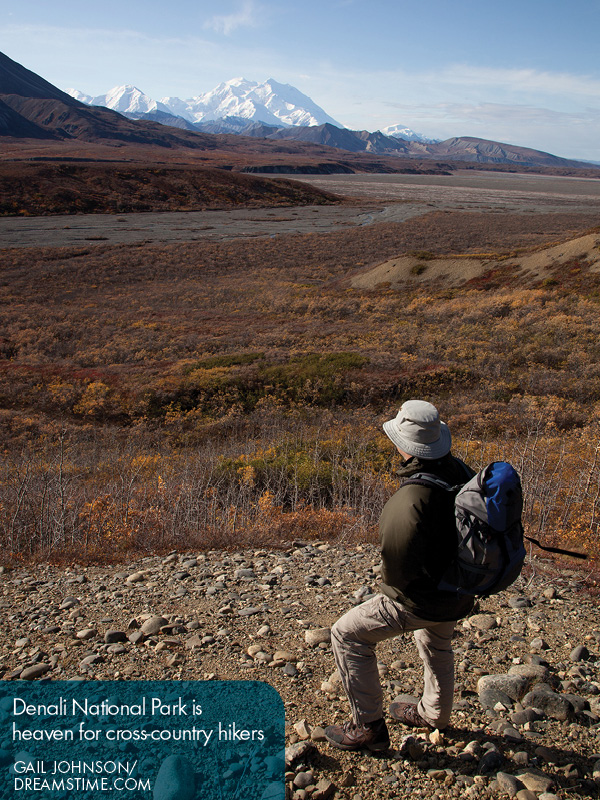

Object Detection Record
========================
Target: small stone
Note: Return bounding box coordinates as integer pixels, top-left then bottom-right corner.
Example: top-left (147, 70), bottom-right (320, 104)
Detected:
top-left (543, 587), bottom-right (557, 599)
top-left (312, 778), bottom-right (335, 800)
top-left (569, 644), bottom-right (589, 662)
top-left (496, 772), bottom-right (521, 797)
top-left (517, 771), bottom-right (554, 793)
top-left (508, 595), bottom-right (531, 609)
top-left (20, 664), bottom-right (51, 680)
top-left (511, 708), bottom-right (543, 726)
top-left (310, 726), bottom-right (326, 742)
top-left (516, 791), bottom-right (538, 800)
top-left (469, 614), bottom-right (497, 631)
top-left (59, 597), bottom-right (79, 610)
top-left (508, 663), bottom-right (550, 686)
top-left (462, 741), bottom-right (481, 756)
top-left (304, 628), bottom-right (331, 646)
top-left (126, 571), bottom-right (146, 584)
top-left (76, 628), bottom-right (97, 640)
top-left (478, 744), bottom-right (503, 774)
top-left (427, 769), bottom-right (447, 781)
top-left (155, 638), bottom-right (181, 651)
top-left (399, 735), bottom-right (424, 760)
top-left (104, 630), bottom-right (128, 644)
top-left (521, 686), bottom-right (574, 721)
top-left (107, 644), bottom-right (127, 655)
top-left (238, 607), bottom-right (261, 616)
top-left (234, 568), bottom-right (256, 579)
top-left (42, 626), bottom-right (61, 634)
top-left (339, 771), bottom-right (355, 787)
top-left (534, 746), bottom-right (559, 764)
top-left (285, 741), bottom-right (316, 768)
top-left (293, 771), bottom-right (314, 789)
top-left (477, 674), bottom-right (527, 709)
top-left (530, 637), bottom-right (549, 650)
top-left (141, 616), bottom-right (168, 635)
top-left (320, 682), bottom-right (336, 693)
top-left (80, 654), bottom-right (103, 667)
top-left (502, 725), bottom-right (522, 742)
top-left (273, 650), bottom-right (296, 664)
top-left (429, 729), bottom-right (443, 745)
top-left (294, 719), bottom-right (311, 740)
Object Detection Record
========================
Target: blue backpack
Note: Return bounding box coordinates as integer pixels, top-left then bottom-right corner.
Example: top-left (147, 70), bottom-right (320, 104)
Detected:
top-left (405, 461), bottom-right (586, 597)
top-left (405, 462), bottom-right (526, 597)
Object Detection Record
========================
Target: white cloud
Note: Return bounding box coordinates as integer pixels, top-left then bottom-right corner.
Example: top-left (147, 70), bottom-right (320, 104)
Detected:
top-left (204, 1), bottom-right (261, 35)
top-left (385, 101), bottom-right (599, 126)
top-left (304, 62), bottom-right (600, 159)
top-left (431, 64), bottom-right (600, 104)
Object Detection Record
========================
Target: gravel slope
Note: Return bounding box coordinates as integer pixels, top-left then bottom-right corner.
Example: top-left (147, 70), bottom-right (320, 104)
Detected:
top-left (1, 544), bottom-right (599, 800)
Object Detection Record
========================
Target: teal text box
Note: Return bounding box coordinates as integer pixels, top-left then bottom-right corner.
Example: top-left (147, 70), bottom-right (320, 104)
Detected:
top-left (0, 680), bottom-right (284, 800)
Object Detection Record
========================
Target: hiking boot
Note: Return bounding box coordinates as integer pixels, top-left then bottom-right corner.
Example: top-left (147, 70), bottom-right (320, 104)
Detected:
top-left (324, 718), bottom-right (390, 751)
top-left (389, 702), bottom-right (435, 729)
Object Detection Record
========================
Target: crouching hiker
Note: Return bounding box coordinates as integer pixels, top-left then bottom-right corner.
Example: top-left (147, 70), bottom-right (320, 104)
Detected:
top-left (325, 400), bottom-right (475, 751)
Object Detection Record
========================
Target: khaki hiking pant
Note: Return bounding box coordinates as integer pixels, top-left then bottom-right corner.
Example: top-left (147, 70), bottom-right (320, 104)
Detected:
top-left (331, 594), bottom-right (456, 729)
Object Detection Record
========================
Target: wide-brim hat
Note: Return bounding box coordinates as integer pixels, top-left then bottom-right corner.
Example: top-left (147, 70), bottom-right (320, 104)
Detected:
top-left (383, 400), bottom-right (451, 460)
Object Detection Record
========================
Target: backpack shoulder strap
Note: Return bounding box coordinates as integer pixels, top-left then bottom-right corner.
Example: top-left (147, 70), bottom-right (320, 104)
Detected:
top-left (401, 472), bottom-right (459, 493)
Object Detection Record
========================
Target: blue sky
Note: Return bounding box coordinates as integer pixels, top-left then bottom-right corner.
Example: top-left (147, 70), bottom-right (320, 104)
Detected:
top-left (2, 0), bottom-right (600, 160)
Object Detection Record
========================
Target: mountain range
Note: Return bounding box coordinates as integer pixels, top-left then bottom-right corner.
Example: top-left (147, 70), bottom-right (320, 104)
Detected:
top-left (0, 50), bottom-right (594, 172)
top-left (69, 78), bottom-right (344, 129)
top-left (66, 79), bottom-right (590, 168)
top-left (67, 79), bottom-right (437, 146)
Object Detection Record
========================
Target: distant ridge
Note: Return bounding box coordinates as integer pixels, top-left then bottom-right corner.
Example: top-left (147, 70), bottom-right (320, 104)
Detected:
top-left (0, 51), bottom-right (595, 172)
top-left (423, 137), bottom-right (583, 168)
top-left (0, 51), bottom-right (219, 148)
top-left (69, 76), bottom-right (591, 169)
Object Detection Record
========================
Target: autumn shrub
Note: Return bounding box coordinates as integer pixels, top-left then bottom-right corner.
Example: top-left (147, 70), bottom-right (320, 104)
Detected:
top-left (145, 352), bottom-right (370, 418)
top-left (1, 406), bottom-right (598, 564)
top-left (2, 212), bottom-right (600, 563)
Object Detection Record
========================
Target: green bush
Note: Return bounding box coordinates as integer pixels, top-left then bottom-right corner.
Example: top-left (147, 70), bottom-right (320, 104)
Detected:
top-left (146, 352), bottom-right (370, 417)
top-left (185, 352), bottom-right (265, 371)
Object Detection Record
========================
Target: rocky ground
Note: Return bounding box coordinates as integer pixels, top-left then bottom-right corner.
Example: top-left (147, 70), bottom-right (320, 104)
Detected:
top-left (1, 543), bottom-right (599, 800)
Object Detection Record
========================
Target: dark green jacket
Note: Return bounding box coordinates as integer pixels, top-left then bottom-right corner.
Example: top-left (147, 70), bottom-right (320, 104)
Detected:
top-left (379, 453), bottom-right (475, 621)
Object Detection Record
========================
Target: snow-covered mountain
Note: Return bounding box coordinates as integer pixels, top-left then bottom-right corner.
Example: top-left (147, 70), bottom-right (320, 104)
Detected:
top-left (66, 78), bottom-right (444, 145)
top-left (382, 123), bottom-right (439, 144)
top-left (67, 85), bottom-right (172, 116)
top-left (68, 78), bottom-right (342, 128)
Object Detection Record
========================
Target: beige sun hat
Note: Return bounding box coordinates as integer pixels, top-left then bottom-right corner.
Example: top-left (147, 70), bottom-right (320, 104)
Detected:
top-left (383, 400), bottom-right (451, 460)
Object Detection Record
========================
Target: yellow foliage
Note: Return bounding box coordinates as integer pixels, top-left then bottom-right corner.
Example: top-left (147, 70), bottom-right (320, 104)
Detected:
top-left (73, 381), bottom-right (111, 416)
